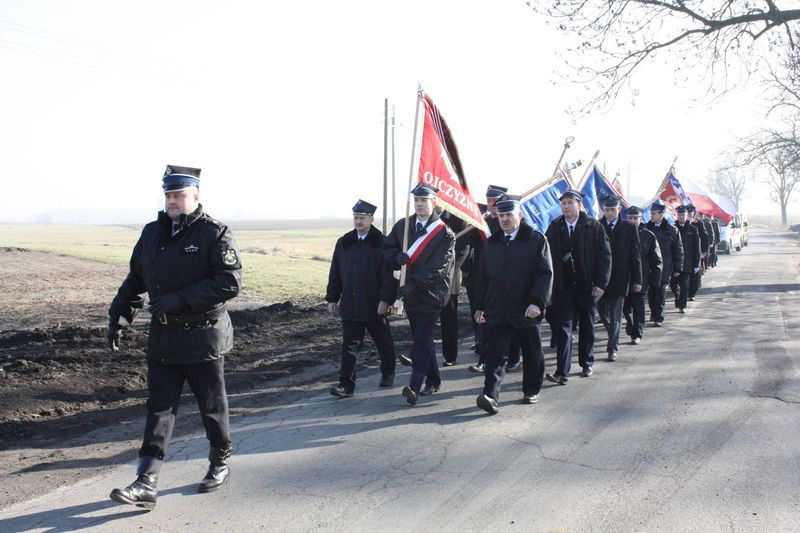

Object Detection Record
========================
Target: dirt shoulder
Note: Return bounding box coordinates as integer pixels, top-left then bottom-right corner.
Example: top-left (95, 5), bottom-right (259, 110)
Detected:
top-left (0, 249), bottom-right (415, 509)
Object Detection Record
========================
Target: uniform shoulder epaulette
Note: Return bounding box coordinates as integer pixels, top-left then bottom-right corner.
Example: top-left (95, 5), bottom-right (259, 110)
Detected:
top-left (201, 215), bottom-right (224, 228)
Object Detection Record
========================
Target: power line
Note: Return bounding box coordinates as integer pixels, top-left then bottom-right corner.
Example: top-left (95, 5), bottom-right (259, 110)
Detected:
top-left (0, 37), bottom-right (174, 81)
top-left (0, 43), bottom-right (177, 83)
top-left (0, 18), bottom-right (170, 65)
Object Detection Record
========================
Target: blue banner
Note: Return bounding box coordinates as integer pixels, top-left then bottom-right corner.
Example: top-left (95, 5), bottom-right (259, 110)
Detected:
top-left (520, 177), bottom-right (571, 232)
top-left (580, 166), bottom-right (631, 219)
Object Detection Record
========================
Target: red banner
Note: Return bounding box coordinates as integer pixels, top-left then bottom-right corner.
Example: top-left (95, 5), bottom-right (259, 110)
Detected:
top-left (416, 93), bottom-right (489, 234)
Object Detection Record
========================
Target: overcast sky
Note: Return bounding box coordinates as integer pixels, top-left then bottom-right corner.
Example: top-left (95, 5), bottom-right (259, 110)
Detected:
top-left (0, 0), bottom-right (791, 223)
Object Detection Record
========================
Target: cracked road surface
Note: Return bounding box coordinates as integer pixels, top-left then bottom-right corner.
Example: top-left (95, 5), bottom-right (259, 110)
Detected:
top-left (1, 228), bottom-right (799, 532)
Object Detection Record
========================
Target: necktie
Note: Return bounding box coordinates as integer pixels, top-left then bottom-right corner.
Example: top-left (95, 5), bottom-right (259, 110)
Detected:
top-left (505, 234), bottom-right (512, 246)
top-left (568, 225), bottom-right (573, 239)
top-left (172, 223), bottom-right (181, 236)
top-left (416, 222), bottom-right (423, 234)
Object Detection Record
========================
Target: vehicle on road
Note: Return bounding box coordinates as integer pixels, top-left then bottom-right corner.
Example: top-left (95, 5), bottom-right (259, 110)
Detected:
top-left (718, 220), bottom-right (742, 254)
top-left (738, 214), bottom-right (749, 246)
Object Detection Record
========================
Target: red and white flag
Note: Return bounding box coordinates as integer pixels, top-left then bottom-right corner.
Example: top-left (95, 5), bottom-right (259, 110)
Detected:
top-left (414, 91), bottom-right (490, 236)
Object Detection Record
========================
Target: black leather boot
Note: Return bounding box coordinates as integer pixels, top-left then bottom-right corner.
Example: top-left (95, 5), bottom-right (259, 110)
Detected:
top-left (109, 474), bottom-right (158, 510)
top-left (198, 446), bottom-right (231, 493)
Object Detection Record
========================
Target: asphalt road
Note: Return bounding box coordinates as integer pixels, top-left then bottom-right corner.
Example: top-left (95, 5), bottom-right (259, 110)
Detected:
top-left (1, 228), bottom-right (798, 532)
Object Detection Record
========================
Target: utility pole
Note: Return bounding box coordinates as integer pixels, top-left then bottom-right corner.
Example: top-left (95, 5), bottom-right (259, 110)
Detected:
top-left (391, 104), bottom-right (397, 225)
top-left (382, 98), bottom-right (389, 234)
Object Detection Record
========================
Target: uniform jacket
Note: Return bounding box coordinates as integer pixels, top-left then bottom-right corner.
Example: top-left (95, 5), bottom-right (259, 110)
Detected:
top-left (440, 210), bottom-right (471, 299)
top-left (692, 220), bottom-right (710, 254)
top-left (645, 220), bottom-right (684, 284)
top-left (710, 219), bottom-right (721, 245)
top-left (676, 222), bottom-right (701, 272)
top-left (110, 205), bottom-right (242, 365)
top-left (461, 214), bottom-right (499, 292)
top-left (702, 219), bottom-right (715, 247)
top-left (384, 212), bottom-right (456, 313)
top-left (545, 211), bottom-right (612, 294)
top-left (326, 225), bottom-right (396, 322)
top-left (599, 216), bottom-right (642, 297)
top-left (475, 222), bottom-right (553, 328)
top-left (637, 225), bottom-right (662, 292)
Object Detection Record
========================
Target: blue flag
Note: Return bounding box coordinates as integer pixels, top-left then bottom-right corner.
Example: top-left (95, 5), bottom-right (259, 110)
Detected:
top-left (580, 165), bottom-right (630, 219)
top-left (520, 177), bottom-right (571, 232)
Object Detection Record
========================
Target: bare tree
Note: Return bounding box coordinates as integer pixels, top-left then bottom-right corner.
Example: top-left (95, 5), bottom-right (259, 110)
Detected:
top-left (761, 144), bottom-right (800, 224)
top-left (528, 1), bottom-right (800, 111)
top-left (706, 166), bottom-right (748, 210)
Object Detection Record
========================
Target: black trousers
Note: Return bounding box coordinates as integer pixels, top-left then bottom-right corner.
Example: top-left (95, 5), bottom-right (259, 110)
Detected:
top-left (483, 322), bottom-right (544, 401)
top-left (598, 294), bottom-right (624, 355)
top-left (140, 358), bottom-right (230, 470)
top-left (439, 294), bottom-right (459, 363)
top-left (689, 270), bottom-right (702, 298)
top-left (549, 289), bottom-right (597, 377)
top-left (465, 281), bottom-right (487, 363)
top-left (406, 310), bottom-right (441, 393)
top-left (648, 283), bottom-right (667, 323)
top-left (675, 272), bottom-right (691, 309)
top-left (623, 290), bottom-right (646, 340)
top-left (339, 319), bottom-right (396, 392)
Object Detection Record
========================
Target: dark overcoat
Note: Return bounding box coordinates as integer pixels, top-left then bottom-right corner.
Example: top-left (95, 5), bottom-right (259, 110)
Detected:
top-left (599, 217), bottom-right (642, 297)
top-left (676, 222), bottom-right (701, 272)
top-left (637, 225), bottom-right (662, 292)
top-left (545, 211), bottom-right (611, 295)
top-left (384, 212), bottom-right (455, 313)
top-left (326, 225), bottom-right (396, 322)
top-left (110, 205), bottom-right (242, 365)
top-left (645, 220), bottom-right (683, 284)
top-left (475, 222), bottom-right (553, 328)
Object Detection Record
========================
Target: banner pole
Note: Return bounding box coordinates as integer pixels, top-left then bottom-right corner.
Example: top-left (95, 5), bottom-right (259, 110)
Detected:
top-left (382, 98), bottom-right (389, 234)
top-left (520, 136), bottom-right (575, 198)
top-left (575, 150), bottom-right (601, 190)
top-left (399, 85), bottom-right (424, 290)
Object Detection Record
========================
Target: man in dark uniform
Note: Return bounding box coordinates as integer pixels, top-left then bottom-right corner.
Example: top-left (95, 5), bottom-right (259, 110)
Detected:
top-left (438, 209), bottom-right (470, 366)
top-left (107, 165), bottom-right (242, 509)
top-left (645, 202), bottom-right (683, 327)
top-left (473, 198), bottom-right (552, 414)
top-left (326, 199), bottom-right (397, 397)
top-left (709, 215), bottom-right (721, 267)
top-left (465, 185), bottom-right (507, 374)
top-left (597, 195), bottom-right (642, 362)
top-left (544, 189), bottom-right (611, 384)
top-left (687, 205), bottom-right (709, 300)
top-left (384, 183), bottom-right (455, 405)
top-left (623, 206), bottom-right (661, 344)
top-left (674, 205), bottom-right (701, 313)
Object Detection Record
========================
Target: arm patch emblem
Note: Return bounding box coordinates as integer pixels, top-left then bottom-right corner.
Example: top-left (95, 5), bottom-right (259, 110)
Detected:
top-left (222, 249), bottom-right (238, 265)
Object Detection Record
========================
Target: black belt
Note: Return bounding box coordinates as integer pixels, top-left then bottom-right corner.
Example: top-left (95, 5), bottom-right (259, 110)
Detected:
top-left (157, 307), bottom-right (225, 329)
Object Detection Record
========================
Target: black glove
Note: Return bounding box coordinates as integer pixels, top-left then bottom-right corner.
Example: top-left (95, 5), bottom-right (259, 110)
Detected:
top-left (107, 317), bottom-right (123, 353)
top-left (396, 281), bottom-right (415, 300)
top-left (149, 293), bottom-right (186, 316)
top-left (395, 252), bottom-right (410, 266)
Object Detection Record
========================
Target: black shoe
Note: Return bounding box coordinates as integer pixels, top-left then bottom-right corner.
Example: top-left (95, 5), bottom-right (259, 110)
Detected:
top-left (198, 464), bottom-right (230, 493)
top-left (379, 374), bottom-right (395, 387)
top-left (607, 352), bottom-right (617, 362)
top-left (476, 394), bottom-right (499, 414)
top-left (329, 386), bottom-right (353, 398)
top-left (442, 360), bottom-right (456, 367)
top-left (688, 296), bottom-right (695, 301)
top-left (679, 308), bottom-right (687, 314)
top-left (402, 386), bottom-right (418, 405)
top-left (546, 373), bottom-right (568, 385)
top-left (420, 384), bottom-right (440, 396)
top-left (653, 321), bottom-right (663, 327)
top-left (580, 366), bottom-right (593, 377)
top-left (505, 361), bottom-right (521, 372)
top-left (399, 354), bottom-right (412, 366)
top-left (469, 343), bottom-right (478, 351)
top-left (521, 394), bottom-right (538, 404)
top-left (110, 474), bottom-right (158, 510)
top-left (632, 337), bottom-right (641, 345)
top-left (468, 363), bottom-right (485, 374)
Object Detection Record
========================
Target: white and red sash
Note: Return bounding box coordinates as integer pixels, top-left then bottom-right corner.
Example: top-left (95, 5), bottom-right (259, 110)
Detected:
top-left (407, 219), bottom-right (445, 268)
